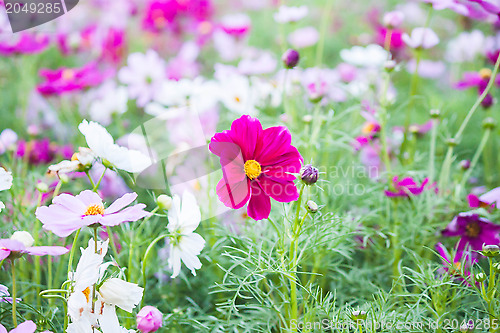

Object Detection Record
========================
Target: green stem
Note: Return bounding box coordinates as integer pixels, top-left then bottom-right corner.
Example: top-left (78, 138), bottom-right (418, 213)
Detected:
top-left (315, 0), bottom-right (335, 68)
top-left (439, 53), bottom-right (500, 191)
top-left (289, 184), bottom-right (305, 332)
top-left (93, 168), bottom-right (108, 192)
top-left (141, 234), bottom-right (169, 308)
top-left (11, 260), bottom-right (17, 327)
top-left (458, 128), bottom-right (491, 195)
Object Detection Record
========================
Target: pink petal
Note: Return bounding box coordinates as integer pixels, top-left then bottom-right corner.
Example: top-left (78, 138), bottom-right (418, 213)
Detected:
top-left (75, 190), bottom-right (103, 207)
top-left (26, 246), bottom-right (69, 256)
top-left (216, 178), bottom-right (250, 210)
top-left (0, 324), bottom-right (7, 333)
top-left (0, 249), bottom-right (11, 261)
top-left (0, 239), bottom-right (25, 252)
top-left (105, 193), bottom-right (138, 214)
top-left (258, 177), bottom-right (299, 202)
top-left (11, 320), bottom-right (36, 333)
top-left (247, 182), bottom-right (271, 220)
top-left (227, 115), bottom-right (263, 160)
top-left (100, 204), bottom-right (149, 226)
top-left (51, 193), bottom-right (87, 214)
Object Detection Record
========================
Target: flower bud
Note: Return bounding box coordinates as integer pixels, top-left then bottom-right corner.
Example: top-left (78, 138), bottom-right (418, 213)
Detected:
top-left (302, 114), bottom-right (313, 123)
top-left (481, 244), bottom-right (500, 257)
top-left (482, 94), bottom-right (494, 109)
top-left (351, 310), bottom-right (367, 321)
top-left (137, 305), bottom-right (163, 332)
top-left (59, 173), bottom-right (70, 184)
top-left (459, 159), bottom-right (471, 171)
top-left (384, 60), bottom-right (397, 72)
top-left (446, 138), bottom-right (457, 147)
top-left (157, 195), bottom-right (172, 211)
top-left (306, 200), bottom-right (318, 213)
top-left (383, 11), bottom-right (404, 29)
top-left (36, 182), bottom-right (49, 193)
top-left (282, 49), bottom-right (300, 69)
top-left (10, 231), bottom-right (34, 248)
top-left (460, 321), bottom-right (474, 332)
top-left (430, 109), bottom-right (440, 118)
top-left (483, 117), bottom-right (496, 129)
top-left (475, 272), bottom-right (486, 282)
top-left (300, 164), bottom-right (319, 185)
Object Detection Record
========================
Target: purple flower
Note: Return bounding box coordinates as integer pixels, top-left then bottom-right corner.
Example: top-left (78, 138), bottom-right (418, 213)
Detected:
top-left (442, 212), bottom-right (500, 251)
top-left (467, 186), bottom-right (500, 209)
top-left (385, 176), bottom-right (436, 197)
top-left (35, 190), bottom-right (150, 237)
top-left (436, 242), bottom-right (477, 283)
top-left (454, 69), bottom-right (500, 108)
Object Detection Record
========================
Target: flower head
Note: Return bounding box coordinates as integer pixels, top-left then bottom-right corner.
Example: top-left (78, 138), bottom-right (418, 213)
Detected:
top-left (167, 192), bottom-right (205, 278)
top-left (37, 62), bottom-right (112, 96)
top-left (0, 320), bottom-right (37, 333)
top-left (137, 306), bottom-right (163, 332)
top-left (384, 176), bottom-right (436, 197)
top-left (442, 212), bottom-right (500, 251)
top-left (468, 186), bottom-right (500, 209)
top-left (435, 242), bottom-right (477, 282)
top-left (35, 190), bottom-right (149, 237)
top-left (0, 33), bottom-right (49, 56)
top-left (0, 231), bottom-right (68, 261)
top-left (0, 167), bottom-right (13, 213)
top-left (209, 115), bottom-right (303, 220)
top-left (402, 27), bottom-right (440, 49)
top-left (282, 49), bottom-right (300, 69)
top-left (274, 5), bottom-right (308, 23)
top-left (78, 120), bottom-right (152, 173)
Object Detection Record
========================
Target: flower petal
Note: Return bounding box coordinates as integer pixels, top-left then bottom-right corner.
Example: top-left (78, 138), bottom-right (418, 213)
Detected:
top-left (247, 182), bottom-right (271, 220)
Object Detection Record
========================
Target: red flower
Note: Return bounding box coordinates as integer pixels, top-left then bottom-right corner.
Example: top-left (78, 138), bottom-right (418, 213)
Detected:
top-left (209, 115), bottom-right (303, 220)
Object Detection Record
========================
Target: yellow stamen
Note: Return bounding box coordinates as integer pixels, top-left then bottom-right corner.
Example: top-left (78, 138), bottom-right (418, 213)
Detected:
top-left (466, 222), bottom-right (481, 238)
top-left (82, 287), bottom-right (91, 303)
top-left (480, 68), bottom-right (492, 80)
top-left (62, 69), bottom-right (75, 81)
top-left (84, 204), bottom-right (105, 216)
top-left (244, 160), bottom-right (261, 180)
top-left (234, 96), bottom-right (241, 103)
top-left (362, 122), bottom-right (377, 134)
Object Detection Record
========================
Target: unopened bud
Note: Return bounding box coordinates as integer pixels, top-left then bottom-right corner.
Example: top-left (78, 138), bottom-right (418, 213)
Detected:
top-left (430, 109), bottom-right (440, 118)
top-left (483, 117), bottom-right (496, 129)
top-left (459, 159), bottom-right (470, 170)
top-left (36, 182), bottom-right (49, 193)
top-left (351, 310), bottom-right (367, 321)
top-left (300, 164), bottom-right (319, 185)
top-left (383, 11), bottom-right (404, 29)
top-left (475, 272), bottom-right (486, 282)
top-left (481, 244), bottom-right (500, 257)
top-left (157, 195), bottom-right (172, 210)
top-left (282, 49), bottom-right (300, 69)
top-left (10, 231), bottom-right (34, 248)
top-left (306, 200), bottom-right (318, 213)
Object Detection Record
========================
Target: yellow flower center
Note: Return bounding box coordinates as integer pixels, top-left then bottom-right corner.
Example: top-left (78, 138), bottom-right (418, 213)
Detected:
top-left (62, 69), bottom-right (75, 81)
top-left (466, 222), bottom-right (481, 238)
top-left (234, 96), bottom-right (241, 103)
top-left (480, 68), bottom-right (492, 80)
top-left (84, 204), bottom-right (105, 216)
top-left (244, 160), bottom-right (261, 180)
top-left (82, 287), bottom-right (91, 303)
top-left (362, 122), bottom-right (377, 134)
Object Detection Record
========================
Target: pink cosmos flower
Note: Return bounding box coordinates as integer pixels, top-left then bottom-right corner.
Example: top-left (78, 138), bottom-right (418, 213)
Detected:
top-left (454, 69), bottom-right (500, 108)
top-left (0, 238), bottom-right (68, 261)
top-left (435, 242), bottom-right (477, 284)
top-left (442, 212), bottom-right (500, 251)
top-left (0, 320), bottom-right (37, 333)
top-left (384, 176), bottom-right (436, 197)
top-left (467, 186), bottom-right (500, 209)
top-left (219, 13), bottom-right (251, 37)
top-left (100, 27), bottom-right (127, 65)
top-left (209, 115), bottom-right (303, 220)
top-left (0, 33), bottom-right (50, 56)
top-left (35, 190), bottom-right (149, 237)
top-left (16, 139), bottom-right (72, 165)
top-left (37, 62), bottom-right (113, 96)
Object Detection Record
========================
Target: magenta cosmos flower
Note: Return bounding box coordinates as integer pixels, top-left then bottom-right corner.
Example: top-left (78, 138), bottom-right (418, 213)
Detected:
top-left (454, 68), bottom-right (500, 108)
top-left (137, 306), bottom-right (163, 332)
top-left (0, 238), bottom-right (68, 261)
top-left (436, 242), bottom-right (477, 284)
top-left (209, 115), bottom-right (303, 220)
top-left (0, 33), bottom-right (50, 56)
top-left (442, 212), bottom-right (500, 251)
top-left (35, 190), bottom-right (149, 237)
top-left (385, 176), bottom-right (436, 197)
top-left (37, 62), bottom-right (113, 96)
top-left (468, 186), bottom-right (500, 209)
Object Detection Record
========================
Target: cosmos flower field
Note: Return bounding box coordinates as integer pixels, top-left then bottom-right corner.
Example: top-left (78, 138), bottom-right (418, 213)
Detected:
top-left (3, 0), bottom-right (500, 331)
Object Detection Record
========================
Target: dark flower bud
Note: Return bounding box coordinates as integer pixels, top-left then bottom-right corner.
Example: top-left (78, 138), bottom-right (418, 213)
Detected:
top-left (481, 244), bottom-right (500, 257)
top-left (300, 164), bottom-right (319, 185)
top-left (459, 159), bottom-right (471, 170)
top-left (306, 200), bottom-right (318, 213)
top-left (481, 94), bottom-right (494, 109)
top-left (282, 49), bottom-right (300, 69)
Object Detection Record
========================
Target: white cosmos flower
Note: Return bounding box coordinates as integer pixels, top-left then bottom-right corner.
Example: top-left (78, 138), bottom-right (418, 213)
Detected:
top-left (0, 167), bottom-right (13, 213)
top-left (118, 50), bottom-right (166, 107)
top-left (98, 278), bottom-right (143, 313)
top-left (88, 81), bottom-right (128, 126)
top-left (167, 191), bottom-right (206, 278)
top-left (340, 44), bottom-right (389, 68)
top-left (218, 73), bottom-right (258, 115)
top-left (274, 5), bottom-right (308, 23)
top-left (78, 120), bottom-right (152, 173)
